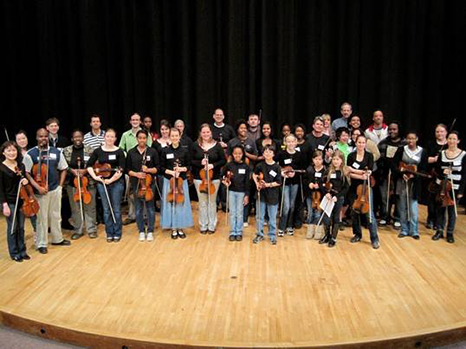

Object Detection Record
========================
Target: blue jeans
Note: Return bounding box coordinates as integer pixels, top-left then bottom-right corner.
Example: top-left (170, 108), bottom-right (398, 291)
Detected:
top-left (436, 205), bottom-right (457, 235)
top-left (97, 179), bottom-right (124, 238)
top-left (134, 189), bottom-right (155, 233)
top-left (351, 192), bottom-right (379, 243)
top-left (305, 197), bottom-right (322, 224)
top-left (398, 193), bottom-right (419, 236)
top-left (228, 191), bottom-right (245, 236)
top-left (256, 199), bottom-right (278, 238)
top-left (279, 184), bottom-right (298, 231)
top-left (5, 203), bottom-right (27, 259)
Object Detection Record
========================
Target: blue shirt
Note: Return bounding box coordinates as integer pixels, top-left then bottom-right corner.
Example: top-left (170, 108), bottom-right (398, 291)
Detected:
top-left (331, 117), bottom-right (348, 132)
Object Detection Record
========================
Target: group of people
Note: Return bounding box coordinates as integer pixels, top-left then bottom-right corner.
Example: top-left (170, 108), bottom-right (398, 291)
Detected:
top-left (0, 103), bottom-right (464, 262)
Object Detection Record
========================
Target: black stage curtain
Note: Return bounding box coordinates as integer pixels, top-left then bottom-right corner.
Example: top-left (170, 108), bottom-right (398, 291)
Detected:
top-left (1, 0), bottom-right (465, 142)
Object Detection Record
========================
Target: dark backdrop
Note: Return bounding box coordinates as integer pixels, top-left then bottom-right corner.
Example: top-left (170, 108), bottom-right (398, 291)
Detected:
top-left (2, 0), bottom-right (465, 143)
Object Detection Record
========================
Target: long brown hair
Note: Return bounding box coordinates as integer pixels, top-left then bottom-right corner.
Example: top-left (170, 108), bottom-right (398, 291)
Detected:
top-left (327, 150), bottom-right (350, 185)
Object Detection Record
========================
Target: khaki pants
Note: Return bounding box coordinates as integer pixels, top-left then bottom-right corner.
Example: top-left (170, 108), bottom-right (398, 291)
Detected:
top-left (36, 186), bottom-right (64, 248)
top-left (66, 185), bottom-right (97, 235)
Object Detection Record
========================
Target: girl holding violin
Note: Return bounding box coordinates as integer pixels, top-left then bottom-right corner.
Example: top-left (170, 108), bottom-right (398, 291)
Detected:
top-left (127, 130), bottom-right (159, 242)
top-left (160, 128), bottom-right (193, 239)
top-left (433, 131), bottom-right (465, 243)
top-left (426, 124), bottom-right (448, 230)
top-left (347, 135), bottom-right (380, 249)
top-left (305, 150), bottom-right (327, 240)
top-left (0, 141), bottom-right (32, 262)
top-left (319, 150), bottom-right (349, 247)
top-left (191, 123), bottom-right (226, 234)
top-left (222, 145), bottom-right (250, 241)
top-left (392, 131), bottom-right (427, 239)
top-left (276, 134), bottom-right (306, 237)
top-left (63, 130), bottom-right (97, 240)
top-left (87, 129), bottom-right (125, 243)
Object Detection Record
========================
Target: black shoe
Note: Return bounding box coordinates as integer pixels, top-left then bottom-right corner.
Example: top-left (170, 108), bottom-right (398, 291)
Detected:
top-left (294, 223), bottom-right (303, 230)
top-left (52, 239), bottom-right (71, 246)
top-left (432, 231), bottom-right (443, 240)
top-left (229, 235), bottom-right (236, 241)
top-left (123, 218), bottom-right (135, 225)
top-left (350, 235), bottom-right (361, 243)
top-left (253, 235), bottom-right (264, 244)
top-left (208, 230), bottom-right (215, 234)
top-left (398, 233), bottom-right (408, 238)
top-left (22, 254), bottom-right (31, 260)
top-left (372, 240), bottom-right (380, 249)
top-left (71, 233), bottom-right (83, 240)
top-left (38, 247), bottom-right (48, 254)
top-left (171, 230), bottom-right (178, 239)
top-left (270, 237), bottom-right (277, 245)
top-left (447, 234), bottom-right (455, 243)
top-left (178, 230), bottom-right (186, 239)
top-left (106, 236), bottom-right (113, 243)
top-left (426, 222), bottom-right (434, 230)
top-left (412, 235), bottom-right (420, 240)
top-left (200, 230), bottom-right (208, 234)
top-left (319, 234), bottom-right (330, 244)
top-left (328, 238), bottom-right (336, 248)
top-left (12, 256), bottom-right (23, 262)
top-left (236, 235), bottom-right (243, 242)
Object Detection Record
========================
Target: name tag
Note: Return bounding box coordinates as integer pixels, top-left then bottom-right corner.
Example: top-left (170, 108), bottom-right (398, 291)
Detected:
top-left (161, 144), bottom-right (167, 148)
top-left (146, 156), bottom-right (151, 161)
top-left (352, 162), bottom-right (360, 169)
top-left (238, 169), bottom-right (246, 174)
top-left (284, 158), bottom-right (292, 165)
top-left (108, 154), bottom-right (116, 160)
top-left (412, 155), bottom-right (420, 162)
top-left (318, 145), bottom-right (325, 150)
top-left (330, 173), bottom-right (336, 179)
top-left (315, 172), bottom-right (322, 178)
top-left (295, 147), bottom-right (300, 152)
top-left (50, 153), bottom-right (57, 160)
top-left (269, 170), bottom-right (277, 177)
top-left (454, 161), bottom-right (461, 166)
top-left (84, 156), bottom-right (90, 161)
top-left (245, 145), bottom-right (251, 151)
top-left (166, 153), bottom-right (174, 159)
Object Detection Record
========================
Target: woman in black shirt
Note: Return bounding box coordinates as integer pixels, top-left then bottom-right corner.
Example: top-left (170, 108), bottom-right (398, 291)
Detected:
top-left (87, 129), bottom-right (125, 242)
top-left (347, 135), bottom-right (380, 249)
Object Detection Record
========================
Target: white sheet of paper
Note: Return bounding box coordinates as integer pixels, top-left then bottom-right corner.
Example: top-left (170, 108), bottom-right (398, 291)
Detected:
top-left (320, 195), bottom-right (335, 217)
top-left (386, 145), bottom-right (397, 158)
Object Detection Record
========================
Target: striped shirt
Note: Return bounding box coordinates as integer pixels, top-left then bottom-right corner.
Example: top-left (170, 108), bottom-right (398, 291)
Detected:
top-left (436, 150), bottom-right (466, 195)
top-left (83, 129), bottom-right (105, 150)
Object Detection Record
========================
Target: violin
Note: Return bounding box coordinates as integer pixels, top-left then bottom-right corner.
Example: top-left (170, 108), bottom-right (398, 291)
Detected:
top-left (223, 170), bottom-right (233, 186)
top-left (32, 163), bottom-right (48, 190)
top-left (282, 166), bottom-right (306, 177)
top-left (310, 180), bottom-right (321, 210)
top-left (73, 158), bottom-right (92, 205)
top-left (257, 171), bottom-right (265, 191)
top-left (167, 160), bottom-right (184, 204)
top-left (93, 163), bottom-right (113, 178)
top-left (352, 172), bottom-right (370, 215)
top-left (399, 162), bottom-right (432, 179)
top-left (137, 152), bottom-right (154, 202)
top-left (15, 167), bottom-right (39, 217)
top-left (199, 153), bottom-right (215, 194)
top-left (435, 165), bottom-right (455, 207)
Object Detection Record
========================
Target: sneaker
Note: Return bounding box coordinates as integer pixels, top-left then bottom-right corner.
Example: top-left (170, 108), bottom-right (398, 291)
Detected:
top-left (277, 230), bottom-right (285, 237)
top-left (235, 235), bottom-right (243, 241)
top-left (88, 232), bottom-right (98, 239)
top-left (286, 228), bottom-right (294, 236)
top-left (393, 221), bottom-right (401, 229)
top-left (106, 236), bottom-right (113, 243)
top-left (146, 232), bottom-right (154, 241)
top-left (243, 222), bottom-right (249, 228)
top-left (270, 237), bottom-right (277, 245)
top-left (398, 232), bottom-right (408, 238)
top-left (350, 235), bottom-right (361, 243)
top-left (253, 235), bottom-right (264, 244)
top-left (139, 232), bottom-right (146, 241)
top-left (379, 219), bottom-right (387, 226)
top-left (229, 235), bottom-right (236, 241)
top-left (372, 240), bottom-right (380, 249)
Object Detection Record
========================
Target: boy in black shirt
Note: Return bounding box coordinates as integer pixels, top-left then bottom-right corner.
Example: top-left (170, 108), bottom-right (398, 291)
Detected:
top-left (253, 145), bottom-right (282, 244)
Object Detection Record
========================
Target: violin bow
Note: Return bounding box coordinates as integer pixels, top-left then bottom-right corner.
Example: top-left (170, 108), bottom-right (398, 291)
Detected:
top-left (386, 168), bottom-right (391, 219)
top-left (4, 126), bottom-right (10, 141)
top-left (204, 152), bottom-right (211, 227)
top-left (76, 157), bottom-right (85, 226)
top-left (10, 176), bottom-right (23, 236)
top-left (448, 164), bottom-right (458, 217)
top-left (438, 118), bottom-right (457, 154)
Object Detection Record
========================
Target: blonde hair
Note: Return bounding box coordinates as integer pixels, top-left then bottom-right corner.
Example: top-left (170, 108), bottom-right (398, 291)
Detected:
top-left (328, 150), bottom-right (350, 185)
top-left (197, 123), bottom-right (213, 146)
top-left (322, 113), bottom-right (331, 122)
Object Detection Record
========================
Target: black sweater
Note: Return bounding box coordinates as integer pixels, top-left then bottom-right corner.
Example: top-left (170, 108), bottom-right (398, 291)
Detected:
top-left (0, 163), bottom-right (25, 205)
top-left (160, 144), bottom-right (192, 180)
top-left (191, 142), bottom-right (226, 180)
top-left (222, 161), bottom-right (251, 195)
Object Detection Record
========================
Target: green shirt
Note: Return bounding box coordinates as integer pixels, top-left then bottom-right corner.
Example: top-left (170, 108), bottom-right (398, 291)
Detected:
top-left (119, 128), bottom-right (152, 153)
top-left (336, 141), bottom-right (350, 163)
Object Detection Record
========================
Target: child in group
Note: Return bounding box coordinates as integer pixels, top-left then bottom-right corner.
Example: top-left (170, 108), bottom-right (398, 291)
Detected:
top-left (222, 145), bottom-right (251, 241)
top-left (319, 150), bottom-right (350, 247)
top-left (305, 150), bottom-right (327, 240)
top-left (253, 145), bottom-right (282, 245)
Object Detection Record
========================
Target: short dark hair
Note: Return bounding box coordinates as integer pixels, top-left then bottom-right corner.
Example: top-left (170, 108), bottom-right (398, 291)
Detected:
top-left (0, 141), bottom-right (22, 163)
top-left (136, 129), bottom-right (149, 138)
top-left (262, 144), bottom-right (276, 154)
top-left (90, 114), bottom-right (101, 122)
top-left (336, 127), bottom-right (350, 140)
top-left (235, 119), bottom-right (248, 132)
top-left (45, 117), bottom-right (60, 126)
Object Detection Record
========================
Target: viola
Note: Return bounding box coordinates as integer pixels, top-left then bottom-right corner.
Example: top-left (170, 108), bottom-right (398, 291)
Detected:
top-left (73, 158), bottom-right (92, 205)
top-left (15, 167), bottom-right (39, 217)
top-left (137, 152), bottom-right (154, 202)
top-left (352, 175), bottom-right (370, 215)
top-left (32, 162), bottom-right (48, 190)
top-left (282, 166), bottom-right (306, 176)
top-left (199, 153), bottom-right (215, 194)
top-left (167, 160), bottom-right (184, 204)
top-left (399, 162), bottom-right (432, 179)
top-left (93, 163), bottom-right (113, 178)
top-left (311, 181), bottom-right (321, 210)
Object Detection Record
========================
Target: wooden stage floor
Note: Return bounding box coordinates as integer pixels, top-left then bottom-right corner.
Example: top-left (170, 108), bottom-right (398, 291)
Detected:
top-left (0, 203), bottom-right (466, 348)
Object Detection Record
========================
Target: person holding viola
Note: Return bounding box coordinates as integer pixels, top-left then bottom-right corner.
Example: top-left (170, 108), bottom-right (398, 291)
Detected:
top-left (191, 124), bottom-right (226, 234)
top-left (87, 129), bottom-right (125, 243)
top-left (222, 145), bottom-right (250, 241)
top-left (127, 130), bottom-right (159, 242)
top-left (24, 128), bottom-right (70, 254)
top-left (304, 150), bottom-right (327, 240)
top-left (276, 134), bottom-right (306, 237)
top-left (0, 141), bottom-right (31, 262)
top-left (319, 150), bottom-right (350, 247)
top-left (160, 128), bottom-right (193, 239)
top-left (432, 131), bottom-right (465, 243)
top-left (347, 135), bottom-right (380, 249)
top-left (63, 130), bottom-right (97, 240)
top-left (426, 124), bottom-right (448, 230)
top-left (392, 131), bottom-right (427, 239)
